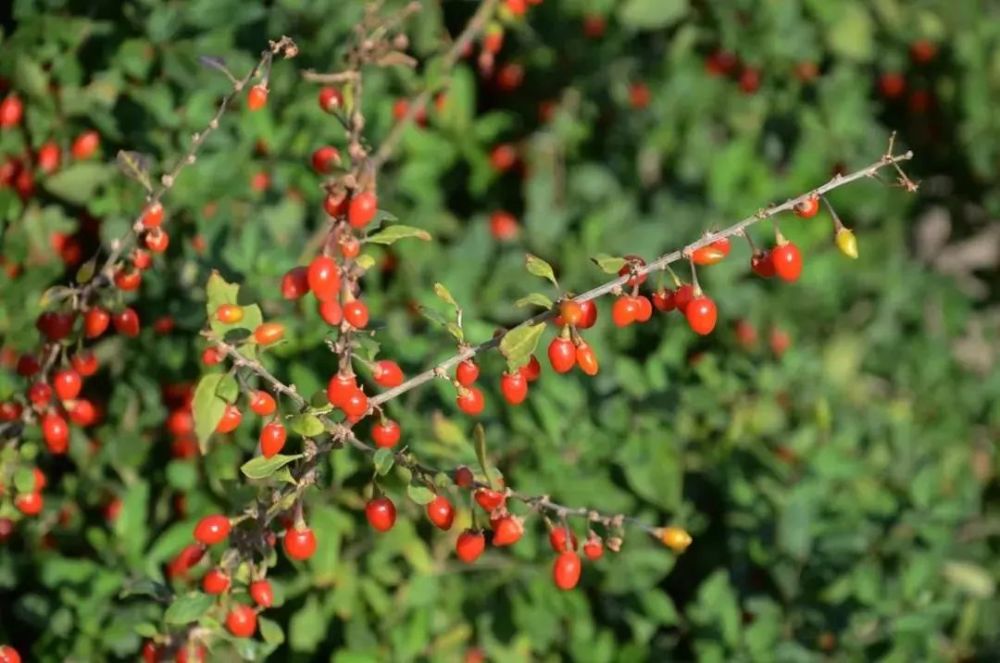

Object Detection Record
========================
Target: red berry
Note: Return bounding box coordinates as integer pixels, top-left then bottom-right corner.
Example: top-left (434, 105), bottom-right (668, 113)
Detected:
top-left (878, 72), bottom-right (906, 100)
top-left (36, 310), bottom-right (75, 341)
top-left (250, 579), bottom-right (274, 608)
top-left (327, 373), bottom-right (358, 407)
top-left (307, 256), bottom-right (340, 302)
top-left (611, 296), bottom-right (638, 327)
top-left (793, 196), bottom-right (820, 219)
top-left (259, 422), bottom-right (287, 458)
top-left (338, 235), bottom-right (361, 259)
top-left (634, 295), bottom-right (653, 322)
top-left (491, 515), bottom-right (523, 547)
top-left (16, 354), bottom-right (41, 377)
top-left (281, 266), bottom-right (310, 300)
top-left (0, 402), bottom-right (23, 422)
top-left (372, 419), bottom-right (401, 448)
top-left (142, 202), bottom-right (164, 228)
top-left (692, 238), bottom-right (731, 266)
top-left (216, 404), bottom-right (242, 434)
top-left (42, 412), bottom-right (69, 454)
top-left (910, 39), bottom-right (937, 65)
top-left (71, 131), bottom-right (100, 160)
top-left (553, 550), bottom-right (582, 590)
top-left (348, 191), bottom-right (378, 229)
top-left (226, 604), bottom-right (257, 638)
top-left (373, 360), bottom-right (404, 387)
top-left (250, 391), bottom-right (276, 416)
top-left (489, 144), bottom-right (516, 172)
top-left (519, 355), bottom-right (541, 382)
top-left (499, 371), bottom-right (528, 405)
top-left (426, 495), bottom-right (455, 530)
top-left (113, 308), bottom-right (140, 337)
top-left (52, 368), bottom-right (82, 401)
top-left (145, 228), bottom-right (169, 253)
top-left (283, 526), bottom-right (317, 560)
top-left (652, 288), bottom-right (675, 312)
top-left (37, 142), bottom-right (61, 174)
top-left (247, 85), bottom-right (268, 111)
top-left (455, 360), bottom-right (479, 386)
top-left (318, 86), bottom-right (342, 112)
top-left (575, 342), bottom-right (599, 376)
top-left (577, 300), bottom-right (598, 329)
top-left (365, 496), bottom-right (397, 532)
top-left (0, 95), bottom-right (24, 128)
top-left (771, 242), bottom-right (803, 282)
top-left (489, 210), bottom-right (519, 241)
top-left (15, 492), bottom-right (43, 516)
top-left (343, 299), bottom-right (369, 329)
top-left (323, 193), bottom-right (347, 217)
top-left (318, 299), bottom-right (343, 326)
top-left (202, 347), bottom-right (223, 366)
top-left (29, 382), bottom-right (53, 407)
top-left (254, 322), bottom-right (284, 345)
top-left (456, 529), bottom-right (486, 563)
top-left (558, 300), bottom-right (584, 327)
top-left (739, 67), bottom-right (761, 94)
top-left (311, 146), bottom-right (340, 173)
top-left (751, 251), bottom-right (776, 278)
top-left (68, 399), bottom-right (97, 427)
top-left (474, 488), bottom-right (506, 512)
top-left (454, 466), bottom-right (475, 488)
top-left (618, 255), bottom-right (647, 287)
top-left (548, 526), bottom-right (578, 553)
top-left (583, 537), bottom-right (604, 561)
top-left (673, 284), bottom-right (694, 313)
top-left (456, 386), bottom-right (485, 415)
top-left (132, 248), bottom-right (152, 271)
top-left (629, 82), bottom-right (651, 109)
top-left (194, 514), bottom-right (231, 546)
top-left (215, 304), bottom-right (244, 325)
top-left (685, 295), bottom-right (718, 335)
top-left (114, 267), bottom-right (142, 291)
top-left (341, 388), bottom-right (369, 418)
top-left (547, 337), bottom-right (576, 373)
top-left (141, 641), bottom-right (159, 663)
top-left (202, 568), bottom-right (230, 595)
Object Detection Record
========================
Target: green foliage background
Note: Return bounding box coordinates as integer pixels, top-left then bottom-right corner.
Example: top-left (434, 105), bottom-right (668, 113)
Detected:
top-left (1, 0), bottom-right (999, 660)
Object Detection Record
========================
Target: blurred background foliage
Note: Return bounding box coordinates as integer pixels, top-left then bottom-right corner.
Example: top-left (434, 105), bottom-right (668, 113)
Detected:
top-left (1, 0), bottom-right (999, 660)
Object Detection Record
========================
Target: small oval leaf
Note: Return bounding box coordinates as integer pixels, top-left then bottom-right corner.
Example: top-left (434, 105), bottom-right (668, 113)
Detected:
top-left (498, 323), bottom-right (545, 372)
top-left (366, 224), bottom-right (431, 245)
top-left (525, 254), bottom-right (558, 287)
top-left (241, 453), bottom-right (303, 480)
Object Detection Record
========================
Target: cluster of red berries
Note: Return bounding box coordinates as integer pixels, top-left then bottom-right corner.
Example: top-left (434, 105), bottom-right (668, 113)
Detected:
top-left (877, 39), bottom-right (938, 113)
top-left (703, 49), bottom-right (764, 94)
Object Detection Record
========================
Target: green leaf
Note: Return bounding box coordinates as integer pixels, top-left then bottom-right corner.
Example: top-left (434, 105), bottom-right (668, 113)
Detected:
top-left (241, 453), bottom-right (303, 480)
top-left (75, 256), bottom-right (98, 284)
top-left (827, 4), bottom-right (874, 61)
top-left (591, 253), bottom-right (627, 274)
top-left (164, 592), bottom-right (214, 625)
top-left (942, 561), bottom-right (995, 598)
top-left (204, 272), bottom-right (263, 344)
top-left (366, 224), bottom-right (431, 245)
top-left (259, 616), bottom-right (285, 645)
top-left (373, 448), bottom-right (394, 476)
top-left (525, 254), bottom-right (558, 287)
top-left (288, 413), bottom-right (325, 437)
top-left (498, 323), bottom-right (545, 372)
top-left (14, 56), bottom-right (48, 100)
top-left (43, 164), bottom-right (115, 205)
top-left (192, 374), bottom-right (226, 453)
top-left (216, 375), bottom-right (239, 403)
top-left (406, 484), bottom-right (436, 505)
top-left (355, 254), bottom-right (376, 270)
top-left (14, 467), bottom-right (36, 493)
top-left (434, 282), bottom-right (459, 309)
top-left (445, 322), bottom-right (464, 343)
top-left (133, 622), bottom-right (159, 638)
top-left (515, 293), bottom-right (554, 309)
top-left (619, 0), bottom-right (687, 30)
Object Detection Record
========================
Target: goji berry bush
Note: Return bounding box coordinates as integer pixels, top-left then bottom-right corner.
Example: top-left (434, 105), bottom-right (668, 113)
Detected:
top-left (1, 1), bottom-right (999, 661)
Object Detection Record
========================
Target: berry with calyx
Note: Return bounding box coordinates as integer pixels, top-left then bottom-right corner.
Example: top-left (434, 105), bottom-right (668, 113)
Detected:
top-left (751, 251), bottom-right (775, 278)
top-left (327, 373), bottom-right (358, 407)
top-left (456, 359), bottom-right (479, 386)
top-left (558, 300), bottom-right (584, 327)
top-left (652, 288), bottom-right (675, 312)
top-left (474, 487), bottom-right (506, 511)
top-left (373, 360), bottom-right (404, 387)
top-left (618, 255), bottom-right (647, 287)
top-left (549, 526), bottom-right (578, 553)
top-left (318, 86), bottom-right (342, 112)
top-left (283, 526), bottom-right (317, 560)
top-left (202, 568), bottom-right (230, 595)
top-left (366, 496), bottom-right (397, 532)
top-left (583, 536), bottom-right (604, 561)
top-left (226, 604), bottom-right (257, 638)
top-left (456, 386), bottom-right (485, 415)
top-left (794, 196), bottom-right (820, 219)
top-left (548, 336), bottom-right (576, 373)
top-left (372, 419), bottom-right (401, 448)
top-left (145, 228), bottom-right (169, 252)
top-left (250, 579), bottom-right (274, 608)
top-left (85, 307), bottom-right (111, 338)
top-left (247, 85), bottom-right (268, 111)
top-left (142, 202), bottom-right (164, 228)
top-left (499, 371), bottom-right (528, 405)
top-left (491, 515), bottom-right (524, 546)
top-left (311, 146), bottom-right (340, 173)
top-left (456, 529), bottom-right (486, 563)
top-left (771, 239), bottom-right (803, 282)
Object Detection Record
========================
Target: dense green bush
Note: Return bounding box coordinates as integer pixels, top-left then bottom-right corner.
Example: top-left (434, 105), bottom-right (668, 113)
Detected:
top-left (1, 0), bottom-right (998, 661)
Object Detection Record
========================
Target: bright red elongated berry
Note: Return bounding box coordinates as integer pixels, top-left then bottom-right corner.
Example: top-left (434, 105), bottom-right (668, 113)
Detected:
top-left (311, 146), bottom-right (340, 173)
top-left (455, 359), bottom-right (479, 386)
top-left (611, 296), bottom-right (638, 327)
top-left (366, 496), bottom-right (396, 532)
top-left (327, 373), bottom-right (358, 407)
top-left (29, 382), bottom-right (53, 407)
top-left (553, 551), bottom-right (582, 590)
top-left (318, 86), bottom-right (342, 112)
top-left (751, 251), bottom-right (775, 278)
top-left (114, 267), bottom-right (141, 291)
top-left (692, 237), bottom-right (731, 266)
top-left (474, 488), bottom-right (506, 512)
top-left (520, 355), bottom-right (541, 382)
top-left (202, 568), bottom-right (230, 595)
top-left (254, 323), bottom-right (284, 345)
top-left (71, 131), bottom-right (100, 160)
top-left (794, 196), bottom-right (820, 219)
top-left (53, 368), bottom-right (82, 401)
top-left (142, 202), bottom-right (163, 228)
top-left (250, 391), bottom-right (276, 416)
top-left (456, 529), bottom-right (486, 563)
top-left (37, 142), bottom-right (61, 174)
top-left (456, 386), bottom-right (485, 415)
top-left (372, 419), bottom-right (401, 448)
top-left (216, 404), bottom-right (242, 433)
top-left (307, 256), bottom-right (340, 302)
top-left (771, 242), bottom-right (803, 282)
top-left (145, 228), bottom-right (170, 253)
top-left (16, 354), bottom-right (41, 377)
top-left (583, 537), bottom-right (604, 561)
top-left (341, 388), bottom-right (369, 418)
top-left (673, 284), bottom-right (694, 313)
top-left (113, 308), bottom-right (140, 337)
top-left (343, 299), bottom-right (369, 329)
top-left (0, 94), bottom-right (24, 128)
top-left (141, 641), bottom-right (158, 663)
top-left (283, 526), bottom-right (317, 560)
top-left (282, 266), bottom-right (310, 300)
top-left (42, 413), bottom-right (69, 453)
top-left (549, 526), bottom-right (578, 553)
top-left (685, 295), bottom-right (717, 335)
top-left (489, 210), bottom-right (519, 241)
top-left (260, 422), bottom-right (287, 458)
top-left (491, 515), bottom-right (523, 546)
top-left (618, 255), bottom-right (647, 287)
top-left (500, 371), bottom-right (528, 405)
top-left (250, 579), bottom-right (274, 608)
top-left (577, 299), bottom-right (598, 329)
top-left (0, 402), bottom-right (23, 422)
top-left (68, 399), bottom-right (97, 427)
top-left (634, 295), bottom-right (653, 322)
top-left (338, 235), bottom-right (360, 259)
top-left (348, 191), bottom-right (378, 229)
top-left (247, 85), bottom-right (268, 111)
top-left (132, 249), bottom-right (152, 271)
top-left (576, 342), bottom-right (599, 376)
top-left (454, 466), bottom-right (474, 488)
top-left (194, 514), bottom-right (231, 545)
top-left (324, 193), bottom-right (347, 217)
top-left (652, 288), bottom-right (675, 312)
top-left (226, 604), bottom-right (257, 638)
top-left (202, 347), bottom-right (222, 366)
top-left (16, 492), bottom-right (43, 516)
top-left (426, 495), bottom-right (455, 530)
top-left (489, 143), bottom-right (516, 171)
top-left (216, 304), bottom-right (243, 324)
top-left (318, 299), bottom-right (343, 326)
top-left (548, 336), bottom-right (576, 373)
top-left (558, 300), bottom-right (584, 327)
top-left (373, 360), bottom-right (404, 387)
top-left (176, 642), bottom-right (207, 663)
